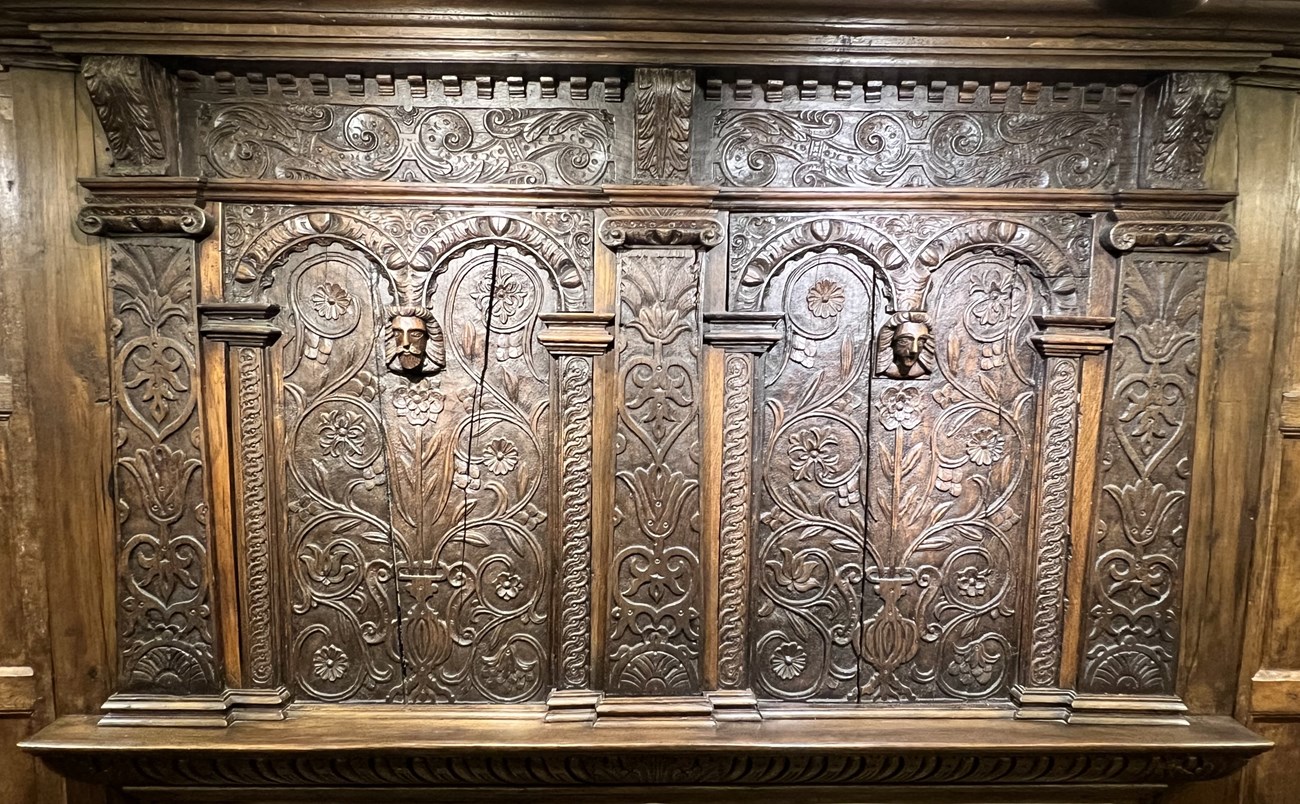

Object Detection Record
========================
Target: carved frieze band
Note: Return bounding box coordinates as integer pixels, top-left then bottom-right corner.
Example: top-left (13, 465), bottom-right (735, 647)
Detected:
top-left (110, 241), bottom-right (218, 695)
top-left (539, 313), bottom-right (613, 691)
top-left (1142, 73), bottom-right (1232, 191)
top-left (1081, 254), bottom-right (1206, 697)
top-left (200, 303), bottom-right (281, 688)
top-left (78, 203), bottom-right (213, 239)
top-left (194, 99), bottom-right (614, 184)
top-left (633, 68), bottom-right (694, 184)
top-left (83, 56), bottom-right (178, 176)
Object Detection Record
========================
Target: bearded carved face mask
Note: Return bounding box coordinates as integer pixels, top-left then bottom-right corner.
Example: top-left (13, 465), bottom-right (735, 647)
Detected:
top-left (386, 308), bottom-right (446, 376)
top-left (876, 313), bottom-right (935, 380)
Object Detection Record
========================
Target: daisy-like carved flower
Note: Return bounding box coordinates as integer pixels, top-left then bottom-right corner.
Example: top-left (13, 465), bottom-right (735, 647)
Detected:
top-left (788, 426), bottom-right (839, 482)
top-left (805, 279), bottom-right (846, 319)
top-left (483, 437), bottom-right (519, 475)
top-left (878, 386), bottom-right (922, 431)
top-left (771, 641), bottom-right (807, 680)
top-left (310, 282), bottom-right (352, 321)
top-left (312, 644), bottom-right (349, 682)
top-left (965, 427), bottom-right (1006, 466)
top-left (495, 572), bottom-right (523, 601)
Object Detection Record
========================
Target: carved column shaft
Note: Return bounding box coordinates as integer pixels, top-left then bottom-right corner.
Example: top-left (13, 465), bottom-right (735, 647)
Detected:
top-left (539, 313), bottom-right (613, 720)
top-left (1015, 316), bottom-right (1113, 720)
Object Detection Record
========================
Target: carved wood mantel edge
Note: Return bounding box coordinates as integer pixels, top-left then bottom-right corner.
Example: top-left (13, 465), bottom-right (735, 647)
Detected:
top-left (20, 712), bottom-right (1271, 790)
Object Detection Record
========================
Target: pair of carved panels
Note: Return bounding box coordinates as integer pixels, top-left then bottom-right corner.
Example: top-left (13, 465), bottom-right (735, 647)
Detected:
top-left (94, 62), bottom-right (1230, 716)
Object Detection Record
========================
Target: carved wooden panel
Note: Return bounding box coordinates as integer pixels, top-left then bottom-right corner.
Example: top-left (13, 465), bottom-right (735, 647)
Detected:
top-left (731, 212), bottom-right (1091, 703)
top-left (108, 241), bottom-right (218, 694)
top-left (1080, 254), bottom-right (1205, 696)
top-left (607, 247), bottom-right (704, 694)
top-left (223, 204), bottom-right (593, 702)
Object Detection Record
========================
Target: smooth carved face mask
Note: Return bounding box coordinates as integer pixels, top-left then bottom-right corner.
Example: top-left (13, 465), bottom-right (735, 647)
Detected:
top-left (391, 315), bottom-right (429, 372)
top-left (892, 321), bottom-right (930, 373)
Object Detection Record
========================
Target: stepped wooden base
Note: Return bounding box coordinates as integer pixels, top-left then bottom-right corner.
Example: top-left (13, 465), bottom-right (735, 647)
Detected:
top-left (98, 687), bottom-right (290, 728)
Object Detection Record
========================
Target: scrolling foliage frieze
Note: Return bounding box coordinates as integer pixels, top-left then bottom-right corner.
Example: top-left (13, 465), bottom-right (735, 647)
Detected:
top-left (704, 82), bottom-right (1137, 190)
top-left (192, 100), bottom-right (614, 184)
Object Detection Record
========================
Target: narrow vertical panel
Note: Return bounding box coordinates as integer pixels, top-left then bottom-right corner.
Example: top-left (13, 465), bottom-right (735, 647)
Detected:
top-left (716, 351), bottom-right (754, 690)
top-left (232, 345), bottom-right (275, 687)
top-left (1080, 254), bottom-right (1206, 696)
top-left (556, 354), bottom-right (595, 690)
top-left (109, 240), bottom-right (220, 694)
top-left (608, 247), bottom-right (702, 694)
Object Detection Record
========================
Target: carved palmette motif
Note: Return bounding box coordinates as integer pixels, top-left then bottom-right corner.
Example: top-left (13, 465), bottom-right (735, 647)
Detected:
top-left (110, 242), bottom-right (218, 693)
top-left (1081, 256), bottom-right (1204, 695)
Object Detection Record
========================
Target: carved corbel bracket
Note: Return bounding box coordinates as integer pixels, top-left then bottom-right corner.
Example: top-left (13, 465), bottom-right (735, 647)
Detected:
top-left (82, 55), bottom-right (178, 177)
top-left (702, 311), bottom-right (784, 353)
top-left (1140, 72), bottom-right (1231, 191)
top-left (1031, 315), bottom-right (1116, 357)
top-left (1101, 214), bottom-right (1236, 254)
top-left (538, 312), bottom-right (615, 355)
top-left (599, 212), bottom-right (723, 250)
top-left (78, 202), bottom-right (213, 239)
top-left (198, 303), bottom-right (282, 346)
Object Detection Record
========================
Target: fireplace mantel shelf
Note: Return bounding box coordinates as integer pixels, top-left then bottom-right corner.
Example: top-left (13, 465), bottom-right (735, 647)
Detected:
top-left (22, 712), bottom-right (1269, 792)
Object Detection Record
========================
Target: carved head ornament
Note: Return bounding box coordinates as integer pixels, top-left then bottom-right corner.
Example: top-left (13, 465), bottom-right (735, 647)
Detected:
top-left (385, 305), bottom-right (446, 377)
top-left (876, 312), bottom-right (935, 380)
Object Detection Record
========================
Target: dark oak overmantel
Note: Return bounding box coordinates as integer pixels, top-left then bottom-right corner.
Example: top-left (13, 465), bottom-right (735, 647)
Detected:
top-left (21, 712), bottom-right (1269, 801)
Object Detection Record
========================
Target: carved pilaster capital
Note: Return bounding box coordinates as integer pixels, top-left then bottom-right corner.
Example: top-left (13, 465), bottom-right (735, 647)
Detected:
top-left (1031, 315), bottom-right (1115, 357)
top-left (599, 212), bottom-right (723, 250)
top-left (1101, 214), bottom-right (1236, 254)
top-left (198, 303), bottom-right (281, 347)
top-left (78, 203), bottom-right (213, 239)
top-left (538, 312), bottom-right (614, 355)
top-left (703, 312), bottom-right (784, 353)
top-left (81, 55), bottom-right (177, 177)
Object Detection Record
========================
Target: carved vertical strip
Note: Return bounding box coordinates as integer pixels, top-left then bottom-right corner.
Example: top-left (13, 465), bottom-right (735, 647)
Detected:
top-left (558, 354), bottom-right (595, 690)
top-left (608, 248), bottom-right (703, 694)
top-left (717, 351), bottom-right (754, 690)
top-left (1029, 357), bottom-right (1079, 688)
top-left (233, 345), bottom-right (274, 687)
top-left (109, 241), bottom-right (218, 695)
top-left (1080, 255), bottom-right (1205, 698)
top-left (633, 68), bottom-right (694, 184)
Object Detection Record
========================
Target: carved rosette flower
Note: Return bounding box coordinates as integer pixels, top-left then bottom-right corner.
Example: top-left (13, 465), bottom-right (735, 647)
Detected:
top-left (312, 644), bottom-right (349, 682)
top-left (805, 279), bottom-right (846, 319)
top-left (770, 641), bottom-right (808, 680)
top-left (494, 572), bottom-right (523, 601)
top-left (483, 437), bottom-right (520, 475)
top-left (472, 270), bottom-right (532, 326)
top-left (968, 268), bottom-right (1019, 328)
top-left (391, 382), bottom-right (444, 427)
top-left (878, 386), bottom-right (923, 431)
top-left (318, 410), bottom-right (366, 458)
top-left (310, 282), bottom-right (353, 321)
top-left (956, 566), bottom-right (990, 598)
top-left (788, 427), bottom-right (839, 482)
top-left (965, 427), bottom-right (1006, 466)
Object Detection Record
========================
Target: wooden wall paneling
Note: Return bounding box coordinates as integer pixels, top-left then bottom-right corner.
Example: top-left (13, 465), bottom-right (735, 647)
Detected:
top-left (5, 66), bottom-right (113, 804)
top-left (1230, 83), bottom-right (1300, 804)
top-left (0, 67), bottom-right (66, 804)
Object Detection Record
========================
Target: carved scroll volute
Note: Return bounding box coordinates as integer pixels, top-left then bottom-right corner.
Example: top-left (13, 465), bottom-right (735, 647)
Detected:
top-left (702, 312), bottom-right (782, 721)
top-left (539, 313), bottom-right (613, 722)
top-left (1071, 214), bottom-right (1234, 725)
top-left (197, 303), bottom-right (287, 707)
top-left (1139, 72), bottom-right (1231, 190)
top-left (1013, 315), bottom-right (1114, 722)
top-left (82, 56), bottom-right (179, 177)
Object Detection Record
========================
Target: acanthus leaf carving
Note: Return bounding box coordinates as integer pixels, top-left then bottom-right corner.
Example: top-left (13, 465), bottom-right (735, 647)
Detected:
top-left (1143, 72), bottom-right (1232, 190)
top-left (82, 56), bottom-right (177, 176)
top-left (634, 68), bottom-right (694, 183)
